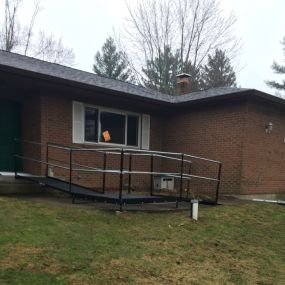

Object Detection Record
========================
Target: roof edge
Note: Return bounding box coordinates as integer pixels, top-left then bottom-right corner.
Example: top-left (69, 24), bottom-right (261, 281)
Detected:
top-left (0, 50), bottom-right (285, 107)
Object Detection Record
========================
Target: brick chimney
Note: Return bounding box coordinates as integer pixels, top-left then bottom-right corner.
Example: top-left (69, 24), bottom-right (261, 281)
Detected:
top-left (176, 73), bottom-right (191, 95)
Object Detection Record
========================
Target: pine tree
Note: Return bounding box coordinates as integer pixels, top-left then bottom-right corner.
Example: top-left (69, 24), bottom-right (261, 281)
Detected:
top-left (182, 62), bottom-right (203, 92)
top-left (201, 49), bottom-right (236, 89)
top-left (142, 46), bottom-right (179, 94)
top-left (93, 37), bottom-right (134, 82)
top-left (142, 46), bottom-right (202, 94)
top-left (267, 37), bottom-right (285, 91)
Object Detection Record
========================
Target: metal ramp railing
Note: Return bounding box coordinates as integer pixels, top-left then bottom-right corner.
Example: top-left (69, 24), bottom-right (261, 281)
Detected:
top-left (14, 139), bottom-right (222, 210)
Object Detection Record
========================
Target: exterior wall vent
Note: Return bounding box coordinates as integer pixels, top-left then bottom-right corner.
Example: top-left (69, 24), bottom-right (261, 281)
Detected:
top-left (153, 175), bottom-right (175, 191)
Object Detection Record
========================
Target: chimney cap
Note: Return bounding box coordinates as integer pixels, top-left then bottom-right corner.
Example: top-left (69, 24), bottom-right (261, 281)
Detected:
top-left (176, 73), bottom-right (192, 95)
top-left (176, 73), bottom-right (191, 79)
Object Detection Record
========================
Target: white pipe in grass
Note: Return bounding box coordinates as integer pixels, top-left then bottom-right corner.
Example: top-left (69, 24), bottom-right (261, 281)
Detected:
top-left (191, 200), bottom-right (199, 220)
top-left (253, 199), bottom-right (285, 205)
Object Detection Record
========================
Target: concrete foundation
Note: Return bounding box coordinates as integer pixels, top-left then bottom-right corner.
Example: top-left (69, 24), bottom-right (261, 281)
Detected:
top-left (0, 175), bottom-right (43, 195)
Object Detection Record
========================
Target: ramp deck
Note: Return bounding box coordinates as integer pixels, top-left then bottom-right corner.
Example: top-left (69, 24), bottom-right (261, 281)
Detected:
top-left (17, 175), bottom-right (185, 204)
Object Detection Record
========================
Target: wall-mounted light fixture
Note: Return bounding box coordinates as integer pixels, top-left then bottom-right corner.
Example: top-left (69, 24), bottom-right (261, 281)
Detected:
top-left (265, 122), bottom-right (273, 134)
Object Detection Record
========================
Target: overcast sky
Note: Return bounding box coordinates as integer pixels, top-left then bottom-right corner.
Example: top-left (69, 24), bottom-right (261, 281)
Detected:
top-left (17, 0), bottom-right (285, 95)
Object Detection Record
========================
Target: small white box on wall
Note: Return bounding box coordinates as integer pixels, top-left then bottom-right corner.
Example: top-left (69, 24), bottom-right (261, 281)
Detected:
top-left (153, 175), bottom-right (174, 191)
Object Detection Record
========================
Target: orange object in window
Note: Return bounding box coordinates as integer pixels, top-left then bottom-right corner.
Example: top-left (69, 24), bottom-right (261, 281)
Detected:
top-left (103, 130), bottom-right (111, 142)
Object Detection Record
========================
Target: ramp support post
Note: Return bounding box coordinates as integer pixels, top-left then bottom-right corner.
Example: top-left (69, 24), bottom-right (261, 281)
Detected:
top-left (215, 163), bottom-right (222, 204)
top-left (45, 143), bottom-right (49, 177)
top-left (69, 149), bottom-right (73, 194)
top-left (150, 154), bottom-right (154, 196)
top-left (102, 152), bottom-right (107, 193)
top-left (128, 154), bottom-right (132, 194)
top-left (14, 138), bottom-right (18, 178)
top-left (119, 149), bottom-right (124, 211)
top-left (180, 153), bottom-right (184, 199)
top-left (186, 162), bottom-right (192, 198)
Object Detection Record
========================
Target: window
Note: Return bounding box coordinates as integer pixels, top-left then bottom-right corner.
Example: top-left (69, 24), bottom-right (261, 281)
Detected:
top-left (99, 112), bottom-right (126, 144)
top-left (83, 105), bottom-right (140, 147)
top-left (127, 115), bottom-right (139, 146)
top-left (73, 102), bottom-right (150, 149)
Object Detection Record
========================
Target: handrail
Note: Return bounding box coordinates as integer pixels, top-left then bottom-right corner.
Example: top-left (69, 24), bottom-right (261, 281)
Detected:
top-left (102, 151), bottom-right (192, 164)
top-left (47, 143), bottom-right (71, 151)
top-left (14, 138), bottom-right (43, 146)
top-left (182, 173), bottom-right (219, 182)
top-left (14, 154), bottom-right (71, 170)
top-left (183, 153), bottom-right (220, 164)
top-left (15, 154), bottom-right (218, 182)
top-left (16, 138), bottom-right (220, 164)
top-left (71, 146), bottom-right (220, 164)
top-left (14, 138), bottom-right (222, 206)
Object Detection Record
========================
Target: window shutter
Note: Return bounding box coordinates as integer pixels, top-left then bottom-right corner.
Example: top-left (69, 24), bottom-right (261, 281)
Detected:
top-left (72, 101), bottom-right (84, 143)
top-left (141, 114), bottom-right (150, 150)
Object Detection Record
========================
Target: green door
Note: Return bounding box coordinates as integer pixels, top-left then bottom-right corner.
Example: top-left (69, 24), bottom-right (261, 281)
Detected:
top-left (0, 101), bottom-right (21, 171)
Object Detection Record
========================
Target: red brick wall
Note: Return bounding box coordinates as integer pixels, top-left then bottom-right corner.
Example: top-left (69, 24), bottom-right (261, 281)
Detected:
top-left (4, 89), bottom-right (285, 195)
top-left (162, 99), bottom-right (285, 195)
top-left (21, 95), bottom-right (42, 175)
top-left (161, 101), bottom-right (247, 195)
top-left (38, 94), bottom-right (165, 191)
top-left (241, 100), bottom-right (285, 194)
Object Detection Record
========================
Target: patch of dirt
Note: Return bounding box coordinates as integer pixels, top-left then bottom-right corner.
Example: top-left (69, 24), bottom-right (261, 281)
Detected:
top-left (87, 246), bottom-right (261, 285)
top-left (0, 243), bottom-right (67, 275)
top-left (0, 243), bottom-right (43, 270)
top-left (218, 195), bottom-right (255, 205)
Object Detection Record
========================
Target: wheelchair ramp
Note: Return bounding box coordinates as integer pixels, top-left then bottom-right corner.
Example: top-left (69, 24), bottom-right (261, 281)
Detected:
top-left (17, 175), bottom-right (184, 204)
top-left (14, 139), bottom-right (222, 210)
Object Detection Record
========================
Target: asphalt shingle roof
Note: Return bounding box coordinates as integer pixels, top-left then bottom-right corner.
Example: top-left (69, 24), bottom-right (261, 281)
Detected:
top-left (175, 87), bottom-right (251, 103)
top-left (0, 50), bottom-right (174, 103)
top-left (0, 50), bottom-right (280, 106)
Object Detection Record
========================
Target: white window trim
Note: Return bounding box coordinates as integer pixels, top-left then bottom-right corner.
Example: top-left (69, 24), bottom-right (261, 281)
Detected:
top-left (72, 101), bottom-right (85, 144)
top-left (141, 114), bottom-right (150, 150)
top-left (83, 103), bottom-right (142, 148)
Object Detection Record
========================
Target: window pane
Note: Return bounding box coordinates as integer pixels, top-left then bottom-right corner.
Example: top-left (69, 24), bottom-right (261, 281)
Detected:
top-left (100, 112), bottom-right (126, 144)
top-left (85, 107), bottom-right (98, 142)
top-left (127, 115), bottom-right (139, 146)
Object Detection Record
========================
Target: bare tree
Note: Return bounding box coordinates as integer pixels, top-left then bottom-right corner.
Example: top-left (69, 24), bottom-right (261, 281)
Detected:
top-left (1, 0), bottom-right (21, 51)
top-left (174, 0), bottom-right (238, 69)
top-left (122, 0), bottom-right (241, 92)
top-left (23, 0), bottom-right (41, 55)
top-left (0, 0), bottom-right (75, 65)
top-left (32, 31), bottom-right (75, 64)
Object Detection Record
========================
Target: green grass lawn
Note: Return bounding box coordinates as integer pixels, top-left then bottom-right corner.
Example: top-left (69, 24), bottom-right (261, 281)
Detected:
top-left (0, 197), bottom-right (284, 285)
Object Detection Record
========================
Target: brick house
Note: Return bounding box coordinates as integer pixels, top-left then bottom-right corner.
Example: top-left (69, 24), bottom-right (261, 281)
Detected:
top-left (0, 50), bottom-right (285, 196)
